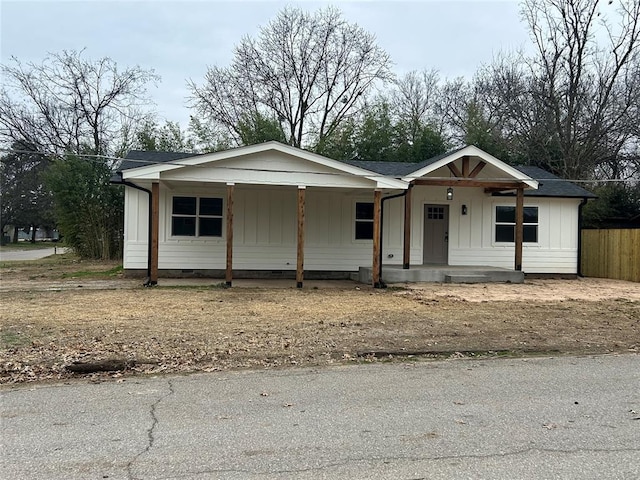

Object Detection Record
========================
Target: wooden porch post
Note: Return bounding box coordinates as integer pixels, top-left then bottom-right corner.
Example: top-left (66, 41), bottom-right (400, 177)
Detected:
top-left (225, 183), bottom-right (234, 287)
top-left (515, 186), bottom-right (524, 271)
top-left (296, 186), bottom-right (306, 288)
top-left (150, 182), bottom-right (159, 285)
top-left (372, 189), bottom-right (382, 287)
top-left (403, 185), bottom-right (412, 269)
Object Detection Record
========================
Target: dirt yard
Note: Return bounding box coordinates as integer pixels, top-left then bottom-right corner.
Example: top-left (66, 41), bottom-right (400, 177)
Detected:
top-left (1, 255), bottom-right (639, 384)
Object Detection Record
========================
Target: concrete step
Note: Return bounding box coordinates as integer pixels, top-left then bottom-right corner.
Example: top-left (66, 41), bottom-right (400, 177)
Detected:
top-left (444, 274), bottom-right (489, 284)
top-left (358, 266), bottom-right (525, 284)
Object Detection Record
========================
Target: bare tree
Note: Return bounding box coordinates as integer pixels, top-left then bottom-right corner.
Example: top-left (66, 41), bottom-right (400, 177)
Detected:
top-left (520, 0), bottom-right (640, 180)
top-left (0, 51), bottom-right (158, 259)
top-left (0, 50), bottom-right (158, 159)
top-left (188, 6), bottom-right (393, 149)
top-left (434, 77), bottom-right (473, 146)
top-left (462, 54), bottom-right (546, 162)
top-left (390, 69), bottom-right (447, 142)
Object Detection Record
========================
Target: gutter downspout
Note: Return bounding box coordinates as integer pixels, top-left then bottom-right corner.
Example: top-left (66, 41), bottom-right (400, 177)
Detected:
top-left (120, 178), bottom-right (154, 286)
top-left (377, 184), bottom-right (413, 288)
top-left (577, 197), bottom-right (589, 277)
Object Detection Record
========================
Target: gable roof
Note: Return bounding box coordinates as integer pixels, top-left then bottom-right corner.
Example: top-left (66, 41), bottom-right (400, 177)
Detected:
top-left (115, 141), bottom-right (407, 190)
top-left (349, 148), bottom-right (595, 199)
top-left (400, 145), bottom-right (538, 189)
top-left (114, 144), bottom-right (596, 199)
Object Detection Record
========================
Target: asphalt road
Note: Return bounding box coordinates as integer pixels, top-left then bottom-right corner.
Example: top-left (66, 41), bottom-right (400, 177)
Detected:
top-left (1, 355), bottom-right (639, 479)
top-left (0, 247), bottom-right (68, 261)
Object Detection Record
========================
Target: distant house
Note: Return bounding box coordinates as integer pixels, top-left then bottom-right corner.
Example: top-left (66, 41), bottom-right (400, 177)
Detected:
top-left (112, 142), bottom-right (595, 286)
top-left (14, 227), bottom-right (59, 242)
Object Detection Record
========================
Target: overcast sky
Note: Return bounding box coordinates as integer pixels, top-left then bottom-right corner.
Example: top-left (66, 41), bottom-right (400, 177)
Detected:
top-left (1, 0), bottom-right (533, 127)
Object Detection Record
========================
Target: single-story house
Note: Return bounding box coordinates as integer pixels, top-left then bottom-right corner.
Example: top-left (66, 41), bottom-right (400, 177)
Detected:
top-left (111, 142), bottom-right (595, 287)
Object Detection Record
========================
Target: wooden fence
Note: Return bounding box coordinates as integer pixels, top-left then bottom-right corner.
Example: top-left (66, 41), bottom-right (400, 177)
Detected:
top-left (581, 229), bottom-right (640, 282)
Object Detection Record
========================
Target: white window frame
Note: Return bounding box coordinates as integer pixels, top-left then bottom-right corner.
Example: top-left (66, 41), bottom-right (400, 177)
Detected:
top-left (170, 195), bottom-right (223, 238)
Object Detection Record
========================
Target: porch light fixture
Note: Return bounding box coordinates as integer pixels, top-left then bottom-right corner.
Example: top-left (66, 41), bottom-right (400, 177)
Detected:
top-left (446, 187), bottom-right (453, 201)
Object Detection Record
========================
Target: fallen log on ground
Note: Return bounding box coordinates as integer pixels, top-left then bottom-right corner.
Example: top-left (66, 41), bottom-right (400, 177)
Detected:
top-left (64, 359), bottom-right (132, 373)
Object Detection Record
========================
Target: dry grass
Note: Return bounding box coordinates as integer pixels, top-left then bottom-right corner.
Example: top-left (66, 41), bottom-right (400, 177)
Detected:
top-left (1, 268), bottom-right (639, 383)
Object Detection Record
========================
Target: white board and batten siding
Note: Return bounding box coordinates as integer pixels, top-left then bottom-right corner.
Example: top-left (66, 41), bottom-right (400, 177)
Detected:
top-left (124, 184), bottom-right (582, 275)
top-left (124, 185), bottom-right (378, 272)
top-left (378, 187), bottom-right (580, 274)
top-left (123, 187), bottom-right (150, 269)
top-left (450, 196), bottom-right (580, 274)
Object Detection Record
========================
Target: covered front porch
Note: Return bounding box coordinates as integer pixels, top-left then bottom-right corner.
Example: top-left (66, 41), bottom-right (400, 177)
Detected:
top-left (357, 264), bottom-right (525, 284)
top-left (119, 143), bottom-right (541, 288)
top-left (359, 147), bottom-right (539, 286)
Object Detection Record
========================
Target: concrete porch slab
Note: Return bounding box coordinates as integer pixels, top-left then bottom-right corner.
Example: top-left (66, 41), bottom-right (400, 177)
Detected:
top-left (358, 265), bottom-right (524, 284)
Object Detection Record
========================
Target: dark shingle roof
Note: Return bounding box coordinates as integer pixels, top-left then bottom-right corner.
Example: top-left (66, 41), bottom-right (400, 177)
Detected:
top-left (400, 146), bottom-right (468, 173)
top-left (510, 166), bottom-right (596, 198)
top-left (111, 150), bottom-right (198, 183)
top-left (344, 160), bottom-right (418, 176)
top-left (118, 150), bottom-right (198, 171)
top-left (345, 146), bottom-right (468, 177)
top-left (113, 149), bottom-right (596, 199)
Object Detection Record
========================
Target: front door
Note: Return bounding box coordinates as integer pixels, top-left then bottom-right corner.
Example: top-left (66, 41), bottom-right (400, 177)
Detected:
top-left (423, 205), bottom-right (449, 264)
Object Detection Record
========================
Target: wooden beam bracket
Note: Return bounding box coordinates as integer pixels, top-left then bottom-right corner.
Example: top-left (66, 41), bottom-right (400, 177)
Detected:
top-left (461, 156), bottom-right (470, 177)
top-left (447, 163), bottom-right (463, 178)
top-left (469, 161), bottom-right (486, 178)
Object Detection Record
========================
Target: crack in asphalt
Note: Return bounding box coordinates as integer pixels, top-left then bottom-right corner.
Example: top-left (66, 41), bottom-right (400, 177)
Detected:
top-left (125, 379), bottom-right (175, 480)
top-left (147, 446), bottom-right (640, 479)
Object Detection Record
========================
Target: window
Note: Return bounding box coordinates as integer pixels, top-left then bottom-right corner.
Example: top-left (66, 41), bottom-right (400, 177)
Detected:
top-left (171, 196), bottom-right (223, 237)
top-left (355, 202), bottom-right (374, 240)
top-left (495, 206), bottom-right (538, 243)
top-left (427, 206), bottom-right (445, 220)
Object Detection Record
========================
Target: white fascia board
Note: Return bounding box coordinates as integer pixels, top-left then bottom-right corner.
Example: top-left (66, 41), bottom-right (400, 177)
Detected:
top-left (122, 164), bottom-right (182, 179)
top-left (374, 177), bottom-right (409, 189)
top-left (401, 145), bottom-right (538, 189)
top-left (122, 170), bottom-right (162, 180)
top-left (123, 141), bottom-right (408, 189)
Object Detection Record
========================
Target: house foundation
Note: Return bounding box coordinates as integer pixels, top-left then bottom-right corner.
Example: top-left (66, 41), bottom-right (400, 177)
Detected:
top-left (358, 265), bottom-right (525, 284)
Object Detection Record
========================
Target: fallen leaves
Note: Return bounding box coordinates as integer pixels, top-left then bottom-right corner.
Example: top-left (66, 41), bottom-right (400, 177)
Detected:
top-left (1, 283), bottom-right (639, 384)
